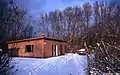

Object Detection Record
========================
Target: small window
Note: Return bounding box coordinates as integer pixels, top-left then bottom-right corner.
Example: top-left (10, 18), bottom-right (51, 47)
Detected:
top-left (25, 45), bottom-right (34, 53)
top-left (52, 45), bottom-right (56, 56)
top-left (52, 45), bottom-right (54, 56)
top-left (65, 46), bottom-right (67, 53)
top-left (60, 45), bottom-right (63, 55)
top-left (9, 48), bottom-right (19, 56)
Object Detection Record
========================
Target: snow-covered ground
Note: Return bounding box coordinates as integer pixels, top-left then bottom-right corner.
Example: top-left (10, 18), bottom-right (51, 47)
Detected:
top-left (11, 53), bottom-right (88, 75)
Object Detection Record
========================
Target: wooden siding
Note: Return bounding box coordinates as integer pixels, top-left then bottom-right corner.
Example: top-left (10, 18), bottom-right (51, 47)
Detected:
top-left (8, 38), bottom-right (67, 58)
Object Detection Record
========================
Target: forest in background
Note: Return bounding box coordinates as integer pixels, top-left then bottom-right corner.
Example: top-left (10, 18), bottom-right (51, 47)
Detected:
top-left (36, 1), bottom-right (120, 73)
top-left (36, 1), bottom-right (120, 50)
top-left (0, 0), bottom-right (120, 74)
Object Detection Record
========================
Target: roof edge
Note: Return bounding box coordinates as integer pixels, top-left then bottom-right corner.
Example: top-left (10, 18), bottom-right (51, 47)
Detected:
top-left (7, 37), bottom-right (67, 44)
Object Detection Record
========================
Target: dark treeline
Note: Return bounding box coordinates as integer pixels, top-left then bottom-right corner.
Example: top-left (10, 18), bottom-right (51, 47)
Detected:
top-left (0, 0), bottom-right (33, 43)
top-left (0, 0), bottom-right (34, 51)
top-left (0, 0), bottom-right (34, 74)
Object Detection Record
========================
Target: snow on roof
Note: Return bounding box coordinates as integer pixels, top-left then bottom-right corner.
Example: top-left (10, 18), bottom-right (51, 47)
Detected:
top-left (11, 53), bottom-right (88, 75)
top-left (79, 49), bottom-right (86, 51)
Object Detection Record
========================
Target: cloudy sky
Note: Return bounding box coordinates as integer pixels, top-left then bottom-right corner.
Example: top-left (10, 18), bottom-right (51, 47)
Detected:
top-left (16, 0), bottom-right (115, 18)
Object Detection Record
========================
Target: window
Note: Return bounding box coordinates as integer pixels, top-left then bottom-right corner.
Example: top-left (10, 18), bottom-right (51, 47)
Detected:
top-left (60, 45), bottom-right (63, 55)
top-left (52, 45), bottom-right (57, 56)
top-left (25, 45), bottom-right (34, 53)
top-left (9, 48), bottom-right (19, 56)
top-left (55, 45), bottom-right (56, 55)
top-left (52, 45), bottom-right (54, 56)
top-left (65, 46), bottom-right (67, 53)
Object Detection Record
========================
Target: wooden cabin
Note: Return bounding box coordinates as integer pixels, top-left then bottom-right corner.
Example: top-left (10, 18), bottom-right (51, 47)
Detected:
top-left (7, 34), bottom-right (67, 58)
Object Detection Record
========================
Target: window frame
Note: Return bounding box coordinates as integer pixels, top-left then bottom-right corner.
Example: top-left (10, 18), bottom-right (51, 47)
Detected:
top-left (25, 45), bottom-right (34, 53)
top-left (65, 46), bottom-right (67, 53)
top-left (60, 45), bottom-right (63, 55)
top-left (52, 45), bottom-right (57, 56)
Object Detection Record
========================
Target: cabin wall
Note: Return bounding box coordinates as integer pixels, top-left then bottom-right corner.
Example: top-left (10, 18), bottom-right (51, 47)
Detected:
top-left (44, 40), bottom-right (67, 57)
top-left (8, 39), bottom-right (67, 58)
top-left (8, 40), bottom-right (44, 57)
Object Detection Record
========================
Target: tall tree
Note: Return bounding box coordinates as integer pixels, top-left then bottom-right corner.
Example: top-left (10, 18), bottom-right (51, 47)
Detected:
top-left (0, 0), bottom-right (34, 74)
top-left (83, 2), bottom-right (92, 45)
top-left (89, 2), bottom-right (120, 74)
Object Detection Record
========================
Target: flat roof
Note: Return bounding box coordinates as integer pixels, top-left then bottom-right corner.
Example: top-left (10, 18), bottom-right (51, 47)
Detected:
top-left (7, 37), bottom-right (66, 44)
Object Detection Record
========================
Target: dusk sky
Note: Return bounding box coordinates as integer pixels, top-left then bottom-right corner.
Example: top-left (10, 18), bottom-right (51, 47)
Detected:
top-left (15, 0), bottom-right (115, 19)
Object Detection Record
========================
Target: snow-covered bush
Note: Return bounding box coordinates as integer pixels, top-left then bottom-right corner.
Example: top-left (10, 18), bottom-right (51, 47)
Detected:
top-left (0, 49), bottom-right (17, 75)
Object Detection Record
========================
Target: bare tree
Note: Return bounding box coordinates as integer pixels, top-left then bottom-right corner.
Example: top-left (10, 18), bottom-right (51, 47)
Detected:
top-left (0, 0), bottom-right (35, 74)
top-left (89, 2), bottom-right (120, 74)
top-left (38, 6), bottom-right (85, 50)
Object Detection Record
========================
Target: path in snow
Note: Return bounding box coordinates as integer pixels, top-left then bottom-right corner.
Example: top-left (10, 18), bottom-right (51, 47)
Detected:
top-left (11, 53), bottom-right (88, 75)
